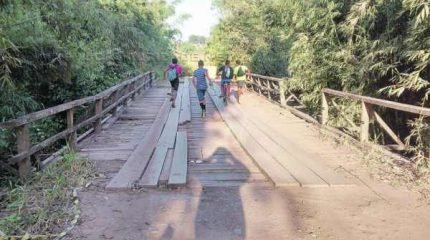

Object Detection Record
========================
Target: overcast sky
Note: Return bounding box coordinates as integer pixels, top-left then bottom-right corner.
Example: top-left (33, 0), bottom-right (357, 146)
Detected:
top-left (167, 0), bottom-right (220, 41)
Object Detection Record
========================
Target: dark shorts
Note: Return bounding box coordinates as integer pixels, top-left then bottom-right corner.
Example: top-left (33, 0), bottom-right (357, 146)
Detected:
top-left (221, 79), bottom-right (232, 85)
top-left (196, 89), bottom-right (207, 102)
top-left (237, 80), bottom-right (246, 87)
top-left (170, 78), bottom-right (179, 91)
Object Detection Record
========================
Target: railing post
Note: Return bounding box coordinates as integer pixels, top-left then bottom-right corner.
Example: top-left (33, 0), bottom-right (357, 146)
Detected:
top-left (67, 108), bottom-right (77, 150)
top-left (321, 92), bottom-right (329, 125)
top-left (257, 78), bottom-right (262, 96)
top-left (113, 89), bottom-right (121, 117)
top-left (149, 72), bottom-right (154, 87)
top-left (360, 101), bottom-right (371, 142)
top-left (95, 98), bottom-right (103, 133)
top-left (267, 80), bottom-right (272, 101)
top-left (131, 81), bottom-right (137, 101)
top-left (16, 125), bottom-right (31, 178)
top-left (279, 80), bottom-right (286, 107)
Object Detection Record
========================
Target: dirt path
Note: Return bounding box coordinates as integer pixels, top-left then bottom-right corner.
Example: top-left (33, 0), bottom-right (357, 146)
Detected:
top-left (69, 84), bottom-right (430, 240)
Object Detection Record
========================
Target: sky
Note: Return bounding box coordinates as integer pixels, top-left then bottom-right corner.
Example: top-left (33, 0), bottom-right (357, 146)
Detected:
top-left (167, 0), bottom-right (220, 41)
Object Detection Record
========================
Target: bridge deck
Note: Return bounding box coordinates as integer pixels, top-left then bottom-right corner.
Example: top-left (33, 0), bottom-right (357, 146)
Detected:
top-left (72, 79), bottom-right (430, 240)
top-left (78, 78), bottom-right (352, 189)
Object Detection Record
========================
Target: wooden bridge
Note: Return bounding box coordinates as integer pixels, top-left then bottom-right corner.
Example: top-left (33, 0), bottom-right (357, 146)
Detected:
top-left (3, 71), bottom-right (430, 190)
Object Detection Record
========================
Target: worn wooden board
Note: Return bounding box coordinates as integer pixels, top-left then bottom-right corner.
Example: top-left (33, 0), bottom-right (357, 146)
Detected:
top-left (106, 98), bottom-right (171, 190)
top-left (139, 146), bottom-right (169, 188)
top-left (207, 87), bottom-right (299, 187)
top-left (236, 93), bottom-right (354, 186)
top-left (224, 98), bottom-right (328, 187)
top-left (159, 148), bottom-right (174, 186)
top-left (158, 84), bottom-right (183, 148)
top-left (168, 131), bottom-right (188, 187)
top-left (179, 78), bottom-right (191, 125)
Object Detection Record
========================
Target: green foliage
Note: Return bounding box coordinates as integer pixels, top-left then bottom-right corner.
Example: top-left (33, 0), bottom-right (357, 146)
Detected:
top-left (0, 149), bottom-right (94, 235)
top-left (0, 0), bottom-right (175, 163)
top-left (208, 0), bottom-right (430, 168)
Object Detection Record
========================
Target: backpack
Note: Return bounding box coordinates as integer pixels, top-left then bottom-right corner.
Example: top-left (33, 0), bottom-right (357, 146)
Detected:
top-left (236, 66), bottom-right (245, 77)
top-left (221, 66), bottom-right (232, 79)
top-left (167, 67), bottom-right (178, 81)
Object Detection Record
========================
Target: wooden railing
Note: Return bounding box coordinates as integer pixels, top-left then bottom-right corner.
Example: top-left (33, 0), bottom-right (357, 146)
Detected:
top-left (245, 73), bottom-right (430, 155)
top-left (0, 72), bottom-right (154, 178)
top-left (322, 88), bottom-right (430, 150)
top-left (245, 74), bottom-right (304, 108)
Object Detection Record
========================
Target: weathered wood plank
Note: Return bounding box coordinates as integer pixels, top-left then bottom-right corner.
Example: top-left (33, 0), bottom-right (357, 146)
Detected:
top-left (372, 110), bottom-right (405, 149)
top-left (106, 98), bottom-right (171, 190)
top-left (225, 95), bottom-right (328, 187)
top-left (207, 86), bottom-right (299, 187)
top-left (234, 99), bottom-right (353, 186)
top-left (158, 84), bottom-right (183, 148)
top-left (159, 148), bottom-right (174, 186)
top-left (179, 79), bottom-right (191, 125)
top-left (139, 146), bottom-right (169, 188)
top-left (168, 131), bottom-right (188, 187)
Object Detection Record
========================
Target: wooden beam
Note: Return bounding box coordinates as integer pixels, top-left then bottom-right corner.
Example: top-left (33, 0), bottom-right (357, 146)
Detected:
top-left (330, 99), bottom-right (360, 132)
top-left (372, 110), bottom-right (406, 149)
top-left (66, 108), bottom-right (77, 150)
top-left (94, 99), bottom-right (103, 133)
top-left (16, 125), bottom-right (31, 178)
top-left (106, 98), bottom-right (171, 190)
top-left (139, 146), bottom-right (169, 188)
top-left (323, 88), bottom-right (430, 116)
top-left (321, 92), bottom-right (329, 125)
top-left (168, 131), bottom-right (188, 187)
top-left (361, 101), bottom-right (371, 143)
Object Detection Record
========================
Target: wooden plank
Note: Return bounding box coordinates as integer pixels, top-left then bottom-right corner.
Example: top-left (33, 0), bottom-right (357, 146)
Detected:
top-left (372, 110), bottom-right (406, 149)
top-left (158, 84), bottom-right (183, 148)
top-left (207, 86), bottom-right (299, 187)
top-left (235, 98), bottom-right (353, 186)
top-left (106, 98), bottom-right (171, 190)
top-left (168, 131), bottom-right (188, 187)
top-left (139, 146), bottom-right (169, 188)
top-left (224, 95), bottom-right (328, 187)
top-left (179, 78), bottom-right (191, 125)
top-left (323, 88), bottom-right (430, 116)
top-left (159, 148), bottom-right (174, 186)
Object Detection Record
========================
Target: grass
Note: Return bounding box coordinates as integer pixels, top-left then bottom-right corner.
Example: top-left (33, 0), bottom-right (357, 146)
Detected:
top-left (0, 150), bottom-right (94, 236)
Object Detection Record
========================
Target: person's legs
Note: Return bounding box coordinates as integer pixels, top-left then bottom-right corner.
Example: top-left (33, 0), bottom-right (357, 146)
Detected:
top-left (171, 78), bottom-right (179, 107)
top-left (197, 89), bottom-right (207, 117)
top-left (236, 80), bottom-right (245, 103)
top-left (220, 80), bottom-right (226, 97)
top-left (226, 82), bottom-right (231, 97)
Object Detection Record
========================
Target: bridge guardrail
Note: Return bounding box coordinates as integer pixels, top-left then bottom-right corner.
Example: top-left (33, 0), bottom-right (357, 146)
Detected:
top-left (245, 73), bottom-right (430, 156)
top-left (0, 72), bottom-right (154, 178)
top-left (246, 74), bottom-right (298, 107)
top-left (322, 88), bottom-right (430, 150)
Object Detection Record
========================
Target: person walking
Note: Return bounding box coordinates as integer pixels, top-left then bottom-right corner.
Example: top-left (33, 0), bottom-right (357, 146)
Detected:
top-left (217, 60), bottom-right (234, 103)
top-left (233, 60), bottom-right (250, 103)
top-left (192, 60), bottom-right (213, 117)
top-left (164, 57), bottom-right (183, 108)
